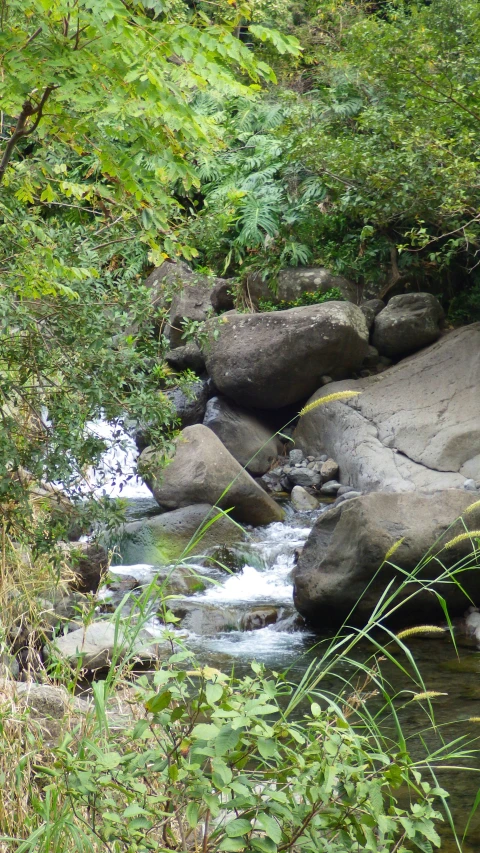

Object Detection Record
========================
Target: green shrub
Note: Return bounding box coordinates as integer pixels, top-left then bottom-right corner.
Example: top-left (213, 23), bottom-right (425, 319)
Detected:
top-left (258, 287), bottom-right (345, 312)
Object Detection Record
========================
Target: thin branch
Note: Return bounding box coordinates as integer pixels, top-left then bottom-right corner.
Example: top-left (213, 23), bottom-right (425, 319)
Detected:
top-left (0, 86), bottom-right (56, 183)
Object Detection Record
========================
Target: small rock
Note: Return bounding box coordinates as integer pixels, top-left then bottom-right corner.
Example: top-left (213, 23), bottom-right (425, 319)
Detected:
top-left (291, 486), bottom-right (319, 512)
top-left (363, 345), bottom-right (380, 369)
top-left (362, 298), bottom-right (385, 317)
top-left (335, 491), bottom-right (362, 504)
top-left (464, 479), bottom-right (477, 491)
top-left (320, 376), bottom-right (333, 386)
top-left (360, 305), bottom-right (376, 331)
top-left (287, 468), bottom-right (321, 488)
top-left (241, 607), bottom-right (278, 631)
top-left (320, 459), bottom-right (339, 482)
top-left (165, 343), bottom-right (206, 374)
top-left (307, 456), bottom-right (315, 462)
top-left (289, 449), bottom-right (304, 465)
top-left (320, 480), bottom-right (341, 496)
top-left (337, 485), bottom-right (356, 496)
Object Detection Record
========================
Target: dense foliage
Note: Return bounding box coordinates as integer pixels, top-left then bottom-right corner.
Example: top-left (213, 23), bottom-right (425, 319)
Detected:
top-left (3, 0), bottom-right (480, 522)
top-left (0, 0), bottom-right (297, 530)
top-left (185, 0), bottom-right (480, 310)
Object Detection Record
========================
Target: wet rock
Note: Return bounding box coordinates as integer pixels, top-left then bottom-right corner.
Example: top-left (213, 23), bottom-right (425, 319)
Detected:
top-left (140, 426), bottom-right (284, 526)
top-left (47, 622), bottom-right (171, 670)
top-left (291, 486), bottom-right (319, 512)
top-left (203, 396), bottom-right (283, 476)
top-left (116, 504), bottom-right (244, 566)
top-left (203, 303), bottom-right (369, 409)
top-left (372, 293), bottom-right (444, 359)
top-left (293, 490), bottom-right (480, 629)
top-left (240, 607), bottom-right (278, 631)
top-left (294, 324), bottom-right (480, 493)
top-left (169, 602), bottom-right (239, 635)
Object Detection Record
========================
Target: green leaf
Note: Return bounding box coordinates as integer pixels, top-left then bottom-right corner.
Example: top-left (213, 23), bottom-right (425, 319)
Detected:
top-left (257, 738), bottom-right (277, 759)
top-left (226, 819), bottom-right (253, 837)
top-left (219, 840), bottom-right (246, 852)
top-left (98, 752), bottom-right (122, 770)
top-left (192, 723), bottom-right (219, 740)
top-left (145, 690), bottom-right (172, 713)
top-left (186, 802), bottom-right (200, 829)
top-left (251, 838), bottom-right (277, 853)
top-left (206, 682), bottom-right (224, 705)
top-left (257, 813), bottom-right (282, 844)
top-left (215, 726), bottom-right (240, 756)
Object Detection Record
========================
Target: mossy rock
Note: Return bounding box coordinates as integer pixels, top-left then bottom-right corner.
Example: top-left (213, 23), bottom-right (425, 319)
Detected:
top-left (112, 504), bottom-right (245, 567)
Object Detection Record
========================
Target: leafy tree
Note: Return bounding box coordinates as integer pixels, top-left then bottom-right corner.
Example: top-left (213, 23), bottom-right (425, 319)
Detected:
top-left (0, 0), bottom-right (299, 534)
top-left (187, 0), bottom-right (480, 312)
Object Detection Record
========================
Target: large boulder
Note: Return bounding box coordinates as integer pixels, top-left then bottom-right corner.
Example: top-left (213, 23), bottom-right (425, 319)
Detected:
top-left (293, 490), bottom-right (480, 629)
top-left (144, 262), bottom-right (234, 347)
top-left (203, 396), bottom-right (283, 475)
top-left (372, 293), bottom-right (444, 359)
top-left (114, 504), bottom-right (244, 566)
top-left (294, 324), bottom-right (480, 493)
top-left (47, 622), bottom-right (171, 670)
top-left (139, 425), bottom-right (284, 526)
top-left (203, 303), bottom-right (369, 409)
top-left (244, 267), bottom-right (358, 306)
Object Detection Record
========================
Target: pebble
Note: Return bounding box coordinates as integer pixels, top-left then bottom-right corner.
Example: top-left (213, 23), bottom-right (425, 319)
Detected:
top-left (464, 479), bottom-right (477, 492)
top-left (289, 449), bottom-right (304, 465)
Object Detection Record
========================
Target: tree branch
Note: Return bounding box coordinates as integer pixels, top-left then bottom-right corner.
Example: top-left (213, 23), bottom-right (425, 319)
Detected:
top-left (0, 86), bottom-right (56, 183)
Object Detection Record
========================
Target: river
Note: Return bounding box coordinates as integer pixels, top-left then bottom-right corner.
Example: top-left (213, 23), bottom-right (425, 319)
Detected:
top-left (91, 426), bottom-right (480, 851)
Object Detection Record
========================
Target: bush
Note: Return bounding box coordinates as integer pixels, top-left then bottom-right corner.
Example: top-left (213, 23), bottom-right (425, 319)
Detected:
top-left (258, 287), bottom-right (345, 312)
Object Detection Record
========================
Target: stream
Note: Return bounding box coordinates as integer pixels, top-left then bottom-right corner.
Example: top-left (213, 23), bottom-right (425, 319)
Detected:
top-left (91, 427), bottom-right (480, 851)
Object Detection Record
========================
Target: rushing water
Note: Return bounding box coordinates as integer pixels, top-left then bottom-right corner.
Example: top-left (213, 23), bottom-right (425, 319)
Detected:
top-left (95, 424), bottom-right (480, 849)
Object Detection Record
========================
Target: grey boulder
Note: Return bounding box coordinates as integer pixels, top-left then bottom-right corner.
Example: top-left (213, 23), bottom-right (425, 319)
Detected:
top-left (139, 425), bottom-right (284, 526)
top-left (115, 503), bottom-right (244, 566)
top-left (165, 342), bottom-right (206, 374)
top-left (372, 293), bottom-right (444, 359)
top-left (203, 396), bottom-right (283, 475)
top-left (47, 622), bottom-right (171, 670)
top-left (144, 262), bottom-right (234, 347)
top-left (294, 324), bottom-right (480, 493)
top-left (244, 266), bottom-right (358, 306)
top-left (293, 490), bottom-right (480, 629)
top-left (203, 302), bottom-right (369, 409)
top-left (291, 486), bottom-right (319, 512)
